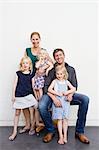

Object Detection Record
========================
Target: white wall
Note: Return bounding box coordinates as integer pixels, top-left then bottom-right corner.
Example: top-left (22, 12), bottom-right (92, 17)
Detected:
top-left (0, 0), bottom-right (98, 126)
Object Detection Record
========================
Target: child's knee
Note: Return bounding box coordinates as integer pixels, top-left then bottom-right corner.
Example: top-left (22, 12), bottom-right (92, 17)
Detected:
top-left (15, 110), bottom-right (21, 116)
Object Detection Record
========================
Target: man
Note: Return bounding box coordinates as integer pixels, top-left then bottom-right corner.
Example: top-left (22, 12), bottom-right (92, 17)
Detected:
top-left (39, 48), bottom-right (90, 144)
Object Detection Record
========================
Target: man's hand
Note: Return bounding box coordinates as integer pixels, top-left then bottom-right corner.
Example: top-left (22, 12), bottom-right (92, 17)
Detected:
top-left (48, 92), bottom-right (62, 107)
top-left (53, 99), bottom-right (62, 107)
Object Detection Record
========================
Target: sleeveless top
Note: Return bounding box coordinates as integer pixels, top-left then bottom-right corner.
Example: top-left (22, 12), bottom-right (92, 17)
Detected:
top-left (54, 79), bottom-right (68, 94)
top-left (15, 71), bottom-right (34, 97)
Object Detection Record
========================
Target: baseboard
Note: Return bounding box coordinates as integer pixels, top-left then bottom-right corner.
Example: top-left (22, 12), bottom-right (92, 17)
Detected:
top-left (0, 119), bottom-right (99, 126)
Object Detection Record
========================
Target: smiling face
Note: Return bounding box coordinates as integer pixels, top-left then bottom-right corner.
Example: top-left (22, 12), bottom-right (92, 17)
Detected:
top-left (21, 58), bottom-right (30, 71)
top-left (56, 70), bottom-right (65, 81)
top-left (20, 57), bottom-right (32, 72)
top-left (31, 33), bottom-right (41, 48)
top-left (54, 50), bottom-right (65, 65)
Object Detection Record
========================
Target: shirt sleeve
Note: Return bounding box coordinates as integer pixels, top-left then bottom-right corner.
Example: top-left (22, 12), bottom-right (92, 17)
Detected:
top-left (43, 68), bottom-right (55, 94)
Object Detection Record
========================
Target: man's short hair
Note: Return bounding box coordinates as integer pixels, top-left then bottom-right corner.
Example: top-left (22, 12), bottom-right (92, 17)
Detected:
top-left (53, 48), bottom-right (65, 58)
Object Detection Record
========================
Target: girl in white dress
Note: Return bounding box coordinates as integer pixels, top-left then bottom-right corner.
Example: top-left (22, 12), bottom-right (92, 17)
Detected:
top-left (48, 65), bottom-right (76, 144)
top-left (9, 56), bottom-right (38, 141)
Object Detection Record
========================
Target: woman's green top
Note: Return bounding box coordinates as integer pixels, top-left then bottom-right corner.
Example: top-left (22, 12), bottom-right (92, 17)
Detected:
top-left (26, 48), bottom-right (38, 64)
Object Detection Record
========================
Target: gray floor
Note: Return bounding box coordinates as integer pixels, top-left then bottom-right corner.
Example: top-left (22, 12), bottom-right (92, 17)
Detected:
top-left (0, 126), bottom-right (99, 150)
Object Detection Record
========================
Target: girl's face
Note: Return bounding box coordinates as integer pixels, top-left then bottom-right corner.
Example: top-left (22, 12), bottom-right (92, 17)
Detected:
top-left (31, 34), bottom-right (40, 48)
top-left (56, 70), bottom-right (65, 80)
top-left (39, 51), bottom-right (47, 60)
top-left (21, 59), bottom-right (30, 71)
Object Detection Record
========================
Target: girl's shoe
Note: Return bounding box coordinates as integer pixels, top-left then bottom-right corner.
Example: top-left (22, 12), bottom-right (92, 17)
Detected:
top-left (19, 127), bottom-right (30, 134)
top-left (29, 129), bottom-right (35, 135)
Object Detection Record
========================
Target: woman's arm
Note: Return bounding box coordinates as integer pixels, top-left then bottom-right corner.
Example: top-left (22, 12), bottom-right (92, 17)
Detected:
top-left (35, 59), bottom-right (42, 68)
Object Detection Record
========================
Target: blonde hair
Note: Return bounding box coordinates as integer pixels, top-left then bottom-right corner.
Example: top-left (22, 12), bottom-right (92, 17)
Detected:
top-left (19, 56), bottom-right (33, 73)
top-left (38, 50), bottom-right (48, 59)
top-left (38, 50), bottom-right (53, 63)
top-left (55, 64), bottom-right (68, 80)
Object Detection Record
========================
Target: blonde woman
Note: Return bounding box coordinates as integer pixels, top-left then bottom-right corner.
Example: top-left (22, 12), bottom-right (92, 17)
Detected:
top-left (48, 65), bottom-right (76, 144)
top-left (9, 56), bottom-right (38, 141)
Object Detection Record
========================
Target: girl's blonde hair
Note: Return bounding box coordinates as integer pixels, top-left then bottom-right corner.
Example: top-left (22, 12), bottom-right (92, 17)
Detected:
top-left (19, 56), bottom-right (33, 73)
top-left (55, 64), bottom-right (68, 80)
top-left (38, 49), bottom-right (47, 59)
top-left (38, 50), bottom-right (53, 63)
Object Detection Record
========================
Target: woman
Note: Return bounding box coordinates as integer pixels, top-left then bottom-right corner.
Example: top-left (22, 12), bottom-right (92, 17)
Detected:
top-left (19, 32), bottom-right (46, 135)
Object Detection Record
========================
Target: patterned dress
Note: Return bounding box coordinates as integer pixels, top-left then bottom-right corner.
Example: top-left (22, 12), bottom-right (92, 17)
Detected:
top-left (33, 59), bottom-right (48, 90)
top-left (52, 79), bottom-right (70, 120)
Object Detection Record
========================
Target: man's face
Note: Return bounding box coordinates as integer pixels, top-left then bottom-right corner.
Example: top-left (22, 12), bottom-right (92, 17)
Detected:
top-left (54, 51), bottom-right (65, 64)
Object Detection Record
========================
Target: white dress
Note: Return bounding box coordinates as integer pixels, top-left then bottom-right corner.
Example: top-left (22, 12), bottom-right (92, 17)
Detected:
top-left (52, 79), bottom-right (70, 120)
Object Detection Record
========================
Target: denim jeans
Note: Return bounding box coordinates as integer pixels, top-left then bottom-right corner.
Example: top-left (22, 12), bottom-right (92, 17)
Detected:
top-left (39, 93), bottom-right (89, 134)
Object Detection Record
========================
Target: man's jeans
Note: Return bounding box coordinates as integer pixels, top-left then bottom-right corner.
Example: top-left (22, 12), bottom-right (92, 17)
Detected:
top-left (39, 93), bottom-right (89, 134)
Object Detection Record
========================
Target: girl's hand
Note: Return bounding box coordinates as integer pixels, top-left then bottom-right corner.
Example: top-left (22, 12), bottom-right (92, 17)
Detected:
top-left (63, 91), bottom-right (69, 96)
top-left (12, 96), bottom-right (15, 104)
top-left (66, 94), bottom-right (73, 102)
top-left (57, 92), bottom-right (63, 97)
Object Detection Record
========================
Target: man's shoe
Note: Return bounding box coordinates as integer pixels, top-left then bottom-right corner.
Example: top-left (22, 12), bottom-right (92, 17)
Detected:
top-left (43, 133), bottom-right (55, 143)
top-left (36, 126), bottom-right (45, 133)
top-left (75, 133), bottom-right (90, 144)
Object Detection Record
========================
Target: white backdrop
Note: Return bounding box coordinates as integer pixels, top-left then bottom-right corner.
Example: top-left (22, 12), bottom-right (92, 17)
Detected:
top-left (0, 1), bottom-right (98, 126)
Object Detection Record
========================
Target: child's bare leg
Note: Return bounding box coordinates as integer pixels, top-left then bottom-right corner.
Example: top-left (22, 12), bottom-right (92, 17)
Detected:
top-left (35, 108), bottom-right (44, 127)
top-left (57, 119), bottom-right (64, 144)
top-left (63, 119), bottom-right (68, 143)
top-left (19, 108), bottom-right (30, 133)
top-left (28, 107), bottom-right (36, 135)
top-left (9, 109), bottom-right (21, 140)
top-left (39, 88), bottom-right (43, 100)
top-left (38, 89), bottom-right (44, 123)
top-left (29, 107), bottom-right (36, 129)
top-left (33, 89), bottom-right (38, 100)
top-left (23, 108), bottom-right (30, 129)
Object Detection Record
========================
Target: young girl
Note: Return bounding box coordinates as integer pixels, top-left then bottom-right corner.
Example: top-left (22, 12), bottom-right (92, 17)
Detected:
top-left (9, 56), bottom-right (38, 141)
top-left (32, 49), bottom-right (53, 100)
top-left (48, 64), bottom-right (76, 145)
top-left (32, 50), bottom-right (53, 132)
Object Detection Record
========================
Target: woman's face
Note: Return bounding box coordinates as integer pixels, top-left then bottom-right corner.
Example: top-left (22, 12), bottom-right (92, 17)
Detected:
top-left (31, 34), bottom-right (40, 48)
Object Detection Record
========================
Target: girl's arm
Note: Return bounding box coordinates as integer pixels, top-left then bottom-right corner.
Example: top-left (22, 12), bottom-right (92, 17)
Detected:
top-left (46, 61), bottom-right (53, 76)
top-left (48, 80), bottom-right (62, 96)
top-left (32, 77), bottom-right (35, 89)
top-left (63, 80), bottom-right (76, 96)
top-left (12, 74), bottom-right (18, 103)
